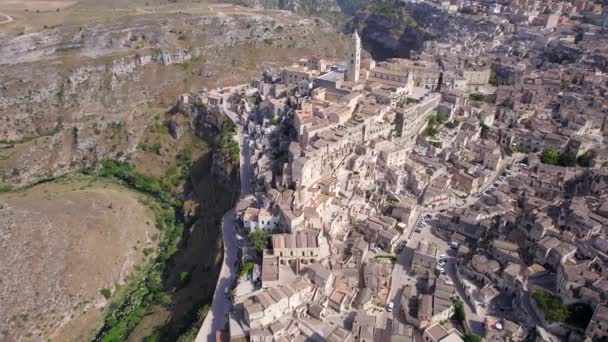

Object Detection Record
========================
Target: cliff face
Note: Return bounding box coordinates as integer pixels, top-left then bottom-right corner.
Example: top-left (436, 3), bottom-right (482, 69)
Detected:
top-left (350, 12), bottom-right (432, 60)
top-left (346, 0), bottom-right (434, 60)
top-left (0, 10), bottom-right (345, 186)
top-left (234, 0), bottom-right (433, 60)
top-left (236, 0), bottom-right (371, 21)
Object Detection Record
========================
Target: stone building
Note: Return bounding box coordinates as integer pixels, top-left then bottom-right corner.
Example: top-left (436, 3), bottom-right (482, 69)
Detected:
top-left (585, 305), bottom-right (608, 341)
top-left (412, 241), bottom-right (438, 273)
top-left (272, 230), bottom-right (320, 266)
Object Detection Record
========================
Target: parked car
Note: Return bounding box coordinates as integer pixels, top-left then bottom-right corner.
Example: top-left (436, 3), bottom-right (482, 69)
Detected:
top-left (386, 302), bottom-right (394, 312)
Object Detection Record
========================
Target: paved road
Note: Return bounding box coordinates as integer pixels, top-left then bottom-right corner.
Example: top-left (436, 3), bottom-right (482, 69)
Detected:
top-left (196, 87), bottom-right (251, 342)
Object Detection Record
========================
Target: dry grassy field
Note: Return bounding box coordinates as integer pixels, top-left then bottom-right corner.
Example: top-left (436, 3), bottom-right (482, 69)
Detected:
top-left (0, 0), bottom-right (221, 32)
top-left (0, 179), bottom-right (158, 341)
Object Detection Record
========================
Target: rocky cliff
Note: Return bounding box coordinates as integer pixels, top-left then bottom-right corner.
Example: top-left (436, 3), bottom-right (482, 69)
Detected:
top-left (235, 0), bottom-right (371, 21)
top-left (345, 0), bottom-right (434, 60)
top-left (234, 0), bottom-right (435, 60)
top-left (0, 9), bottom-right (346, 187)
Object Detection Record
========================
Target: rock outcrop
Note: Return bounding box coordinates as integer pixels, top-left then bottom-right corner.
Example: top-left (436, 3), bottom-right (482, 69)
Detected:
top-left (0, 10), bottom-right (345, 186)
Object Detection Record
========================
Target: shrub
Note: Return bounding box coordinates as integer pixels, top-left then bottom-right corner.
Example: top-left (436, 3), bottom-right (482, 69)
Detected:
top-left (155, 292), bottom-right (172, 306)
top-left (179, 271), bottom-right (191, 285)
top-left (240, 262), bottom-right (254, 279)
top-left (453, 299), bottom-right (466, 321)
top-left (463, 334), bottom-right (482, 342)
top-left (540, 148), bottom-right (559, 165)
top-left (469, 93), bottom-right (486, 102)
top-left (558, 151), bottom-right (577, 167)
top-left (0, 183), bottom-right (12, 193)
top-left (374, 255), bottom-right (397, 264)
top-left (577, 152), bottom-right (593, 167)
top-left (100, 288), bottom-right (112, 299)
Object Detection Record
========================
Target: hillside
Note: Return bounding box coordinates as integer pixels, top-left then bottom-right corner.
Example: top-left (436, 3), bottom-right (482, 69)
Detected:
top-left (0, 0), bottom-right (348, 188)
top-left (0, 180), bottom-right (157, 341)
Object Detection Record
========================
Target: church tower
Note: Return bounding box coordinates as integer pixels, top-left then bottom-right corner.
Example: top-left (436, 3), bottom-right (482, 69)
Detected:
top-left (346, 31), bottom-right (361, 83)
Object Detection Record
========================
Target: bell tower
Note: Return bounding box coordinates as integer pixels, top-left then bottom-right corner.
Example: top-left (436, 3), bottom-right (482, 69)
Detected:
top-left (346, 31), bottom-right (361, 83)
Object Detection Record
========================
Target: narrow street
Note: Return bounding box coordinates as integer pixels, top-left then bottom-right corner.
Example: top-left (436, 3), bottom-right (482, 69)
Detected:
top-left (196, 87), bottom-right (251, 342)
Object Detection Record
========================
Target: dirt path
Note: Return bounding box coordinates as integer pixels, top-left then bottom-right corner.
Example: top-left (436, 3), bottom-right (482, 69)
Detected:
top-left (0, 14), bottom-right (13, 25)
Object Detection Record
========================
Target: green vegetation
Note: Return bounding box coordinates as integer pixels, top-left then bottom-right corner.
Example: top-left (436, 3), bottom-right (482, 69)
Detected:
top-left (240, 261), bottom-right (254, 279)
top-left (540, 148), bottom-right (577, 167)
top-left (374, 255), bottom-right (397, 264)
top-left (423, 113), bottom-right (446, 143)
top-left (93, 161), bottom-right (185, 342)
top-left (250, 230), bottom-right (271, 255)
top-left (151, 122), bottom-right (170, 135)
top-left (428, 113), bottom-right (446, 125)
top-left (98, 161), bottom-right (173, 203)
top-left (140, 141), bottom-right (162, 155)
top-left (0, 183), bottom-right (12, 193)
top-left (540, 148), bottom-right (559, 165)
top-left (100, 288), bottom-right (112, 299)
top-left (463, 334), bottom-right (482, 342)
top-left (577, 152), bottom-right (594, 167)
top-left (469, 93), bottom-right (487, 102)
top-left (533, 289), bottom-right (568, 322)
top-left (453, 299), bottom-right (466, 321)
top-left (179, 271), bottom-right (191, 286)
top-left (533, 291), bottom-right (593, 328)
top-left (218, 127), bottom-right (239, 162)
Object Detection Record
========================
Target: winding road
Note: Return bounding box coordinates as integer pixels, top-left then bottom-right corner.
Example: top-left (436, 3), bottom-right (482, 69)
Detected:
top-left (196, 86), bottom-right (251, 342)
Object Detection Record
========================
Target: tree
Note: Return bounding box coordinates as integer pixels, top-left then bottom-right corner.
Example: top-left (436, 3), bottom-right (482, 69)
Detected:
top-left (533, 289), bottom-right (568, 322)
top-left (453, 299), bottom-right (466, 321)
top-left (463, 334), bottom-right (482, 342)
top-left (250, 230), bottom-right (270, 254)
top-left (540, 148), bottom-right (559, 165)
top-left (577, 152), bottom-right (593, 167)
top-left (558, 151), bottom-right (577, 167)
